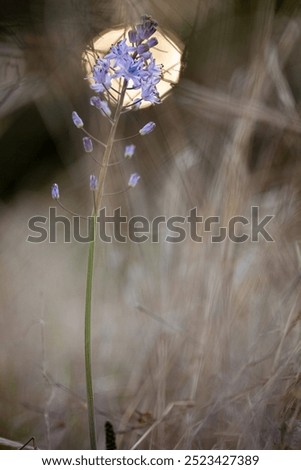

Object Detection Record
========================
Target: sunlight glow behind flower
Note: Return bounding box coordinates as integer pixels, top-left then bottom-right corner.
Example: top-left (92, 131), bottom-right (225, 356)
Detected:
top-left (83, 26), bottom-right (183, 108)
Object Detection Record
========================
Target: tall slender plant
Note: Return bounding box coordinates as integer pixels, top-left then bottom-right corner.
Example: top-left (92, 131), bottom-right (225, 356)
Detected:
top-left (51, 16), bottom-right (162, 449)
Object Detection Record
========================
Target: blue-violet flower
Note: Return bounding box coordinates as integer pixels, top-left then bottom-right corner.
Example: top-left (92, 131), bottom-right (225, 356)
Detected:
top-left (51, 183), bottom-right (60, 200)
top-left (83, 137), bottom-right (93, 153)
top-left (90, 96), bottom-right (111, 117)
top-left (139, 121), bottom-right (156, 135)
top-left (72, 111), bottom-right (84, 128)
top-left (91, 58), bottom-right (112, 93)
top-left (128, 173), bottom-right (140, 188)
top-left (90, 175), bottom-right (98, 191)
top-left (124, 144), bottom-right (136, 158)
top-left (136, 16), bottom-right (158, 41)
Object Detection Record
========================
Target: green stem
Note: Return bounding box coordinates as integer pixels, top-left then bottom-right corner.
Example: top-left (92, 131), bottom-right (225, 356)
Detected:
top-left (85, 215), bottom-right (97, 449)
top-left (84, 80), bottom-right (127, 450)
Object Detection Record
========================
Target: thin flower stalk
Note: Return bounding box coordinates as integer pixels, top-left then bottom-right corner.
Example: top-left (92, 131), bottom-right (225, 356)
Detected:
top-left (94, 81), bottom-right (128, 213)
top-left (84, 82), bottom-right (128, 449)
top-left (84, 214), bottom-right (97, 449)
top-left (51, 15), bottom-right (161, 450)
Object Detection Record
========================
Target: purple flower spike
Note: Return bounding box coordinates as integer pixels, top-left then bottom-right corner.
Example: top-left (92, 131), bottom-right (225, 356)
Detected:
top-left (139, 121), bottom-right (156, 135)
top-left (72, 111), bottom-right (84, 128)
top-left (89, 175), bottom-right (98, 191)
top-left (124, 144), bottom-right (136, 159)
top-left (128, 173), bottom-right (140, 188)
top-left (51, 183), bottom-right (60, 200)
top-left (83, 137), bottom-right (93, 153)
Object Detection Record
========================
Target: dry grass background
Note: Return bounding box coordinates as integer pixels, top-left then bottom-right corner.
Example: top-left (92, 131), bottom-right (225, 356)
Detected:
top-left (1, 0), bottom-right (301, 449)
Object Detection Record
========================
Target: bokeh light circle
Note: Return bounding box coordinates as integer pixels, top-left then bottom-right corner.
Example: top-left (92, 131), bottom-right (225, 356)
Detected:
top-left (83, 27), bottom-right (183, 108)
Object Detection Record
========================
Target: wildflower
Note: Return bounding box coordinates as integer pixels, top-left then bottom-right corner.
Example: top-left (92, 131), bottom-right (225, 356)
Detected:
top-left (141, 83), bottom-right (161, 104)
top-left (139, 58), bottom-right (162, 103)
top-left (114, 56), bottom-right (147, 89)
top-left (136, 16), bottom-right (158, 41)
top-left (87, 17), bottom-right (161, 108)
top-left (91, 58), bottom-right (112, 93)
top-left (105, 39), bottom-right (134, 68)
top-left (90, 96), bottom-right (111, 117)
top-left (124, 144), bottom-right (136, 159)
top-left (51, 183), bottom-right (60, 200)
top-left (145, 57), bottom-right (162, 85)
top-left (128, 173), bottom-right (140, 188)
top-left (89, 175), bottom-right (98, 191)
top-left (83, 137), bottom-right (93, 153)
top-left (139, 121), bottom-right (156, 135)
top-left (72, 111), bottom-right (84, 128)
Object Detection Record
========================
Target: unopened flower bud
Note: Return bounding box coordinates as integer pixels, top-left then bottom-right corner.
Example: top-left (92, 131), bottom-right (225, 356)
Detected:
top-left (128, 30), bottom-right (137, 43)
top-left (139, 121), bottom-right (156, 135)
top-left (124, 144), bottom-right (136, 159)
top-left (72, 111), bottom-right (84, 128)
top-left (90, 96), bottom-right (111, 117)
top-left (147, 37), bottom-right (158, 48)
top-left (137, 44), bottom-right (149, 55)
top-left (83, 137), bottom-right (93, 153)
top-left (128, 173), bottom-right (140, 188)
top-left (89, 175), bottom-right (98, 191)
top-left (51, 183), bottom-right (60, 200)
